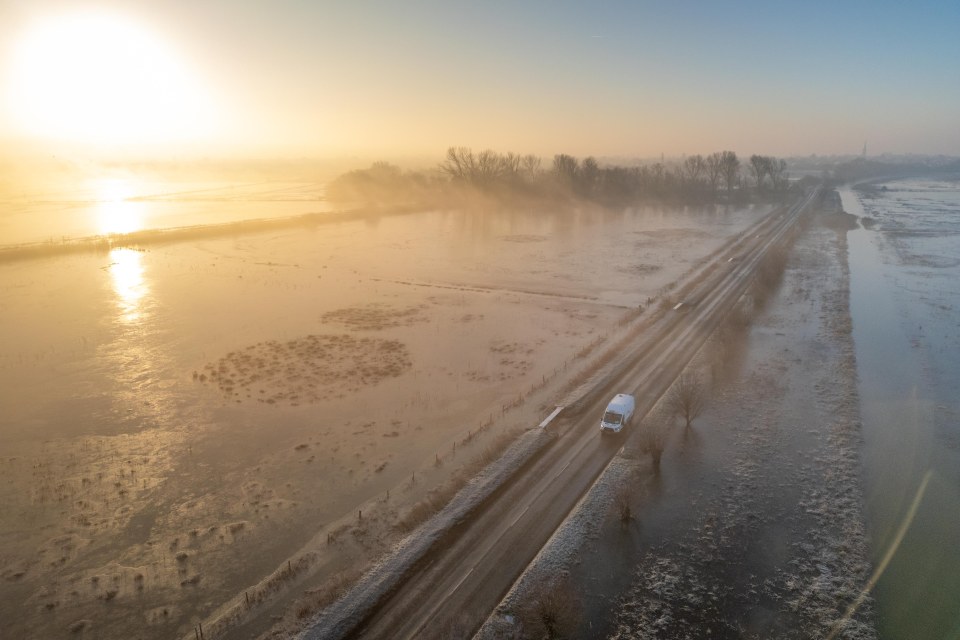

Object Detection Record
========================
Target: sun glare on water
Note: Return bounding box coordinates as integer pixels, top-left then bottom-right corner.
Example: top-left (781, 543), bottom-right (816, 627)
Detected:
top-left (108, 247), bottom-right (147, 323)
top-left (6, 10), bottom-right (217, 147)
top-left (93, 179), bottom-right (146, 235)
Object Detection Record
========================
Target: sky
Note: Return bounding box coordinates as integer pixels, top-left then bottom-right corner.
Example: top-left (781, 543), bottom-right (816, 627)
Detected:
top-left (1, 0), bottom-right (958, 161)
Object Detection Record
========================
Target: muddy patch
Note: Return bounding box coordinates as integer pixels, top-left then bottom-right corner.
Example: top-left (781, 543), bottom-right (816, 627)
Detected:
top-left (633, 228), bottom-right (714, 246)
top-left (618, 263), bottom-right (663, 276)
top-left (498, 234), bottom-right (549, 243)
top-left (320, 303), bottom-right (428, 331)
top-left (196, 335), bottom-right (411, 405)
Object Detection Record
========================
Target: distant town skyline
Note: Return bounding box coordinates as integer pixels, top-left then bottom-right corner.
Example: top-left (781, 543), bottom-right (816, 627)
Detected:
top-left (2, 0), bottom-right (958, 160)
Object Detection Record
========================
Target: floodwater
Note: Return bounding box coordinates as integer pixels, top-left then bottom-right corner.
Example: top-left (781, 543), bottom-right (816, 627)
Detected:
top-left (0, 175), bottom-right (332, 246)
top-left (549, 201), bottom-right (875, 638)
top-left (0, 177), bottom-right (769, 640)
top-left (842, 178), bottom-right (960, 639)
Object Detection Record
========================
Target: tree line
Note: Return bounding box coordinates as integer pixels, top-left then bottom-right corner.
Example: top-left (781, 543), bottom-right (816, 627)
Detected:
top-left (327, 147), bottom-right (794, 206)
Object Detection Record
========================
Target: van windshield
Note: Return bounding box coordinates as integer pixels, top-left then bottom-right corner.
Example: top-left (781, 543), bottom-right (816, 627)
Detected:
top-left (603, 411), bottom-right (623, 425)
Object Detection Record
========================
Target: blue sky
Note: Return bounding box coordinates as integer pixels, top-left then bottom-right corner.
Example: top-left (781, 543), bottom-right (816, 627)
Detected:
top-left (1, 0), bottom-right (958, 158)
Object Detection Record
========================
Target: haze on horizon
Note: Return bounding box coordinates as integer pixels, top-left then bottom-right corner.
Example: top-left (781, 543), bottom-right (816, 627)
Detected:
top-left (1, 0), bottom-right (959, 164)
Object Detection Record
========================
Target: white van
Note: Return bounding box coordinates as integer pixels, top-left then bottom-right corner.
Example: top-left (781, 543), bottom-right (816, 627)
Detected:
top-left (600, 393), bottom-right (636, 435)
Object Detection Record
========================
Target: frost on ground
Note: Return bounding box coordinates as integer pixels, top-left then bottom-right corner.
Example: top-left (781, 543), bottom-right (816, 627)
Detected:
top-left (478, 456), bottom-right (642, 635)
top-left (608, 206), bottom-right (875, 639)
top-left (479, 200), bottom-right (877, 639)
top-left (295, 427), bottom-right (551, 640)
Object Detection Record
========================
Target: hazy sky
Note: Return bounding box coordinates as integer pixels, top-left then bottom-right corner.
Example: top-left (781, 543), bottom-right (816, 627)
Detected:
top-left (1, 0), bottom-right (958, 160)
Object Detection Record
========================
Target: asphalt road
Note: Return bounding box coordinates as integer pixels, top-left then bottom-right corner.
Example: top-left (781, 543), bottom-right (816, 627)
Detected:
top-left (310, 188), bottom-right (821, 640)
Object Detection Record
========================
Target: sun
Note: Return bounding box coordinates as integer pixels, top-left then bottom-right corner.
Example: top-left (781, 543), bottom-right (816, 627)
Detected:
top-left (6, 10), bottom-right (217, 147)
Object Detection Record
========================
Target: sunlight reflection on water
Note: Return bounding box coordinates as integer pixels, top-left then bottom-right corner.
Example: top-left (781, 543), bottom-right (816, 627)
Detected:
top-left (108, 247), bottom-right (147, 322)
top-left (94, 178), bottom-right (146, 235)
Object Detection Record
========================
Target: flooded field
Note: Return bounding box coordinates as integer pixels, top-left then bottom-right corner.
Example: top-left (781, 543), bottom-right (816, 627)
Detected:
top-left (0, 196), bottom-right (769, 639)
top-left (0, 176), bottom-right (332, 246)
top-left (842, 177), bottom-right (960, 639)
top-left (479, 194), bottom-right (877, 639)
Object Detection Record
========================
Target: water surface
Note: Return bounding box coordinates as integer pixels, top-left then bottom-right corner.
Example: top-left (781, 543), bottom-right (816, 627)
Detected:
top-left (842, 177), bottom-right (960, 639)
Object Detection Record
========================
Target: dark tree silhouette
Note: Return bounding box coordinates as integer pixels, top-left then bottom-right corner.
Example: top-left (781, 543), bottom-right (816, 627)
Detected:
top-left (705, 152), bottom-right (724, 195)
top-left (552, 153), bottom-right (579, 191)
top-left (769, 157), bottom-right (789, 191)
top-left (440, 146), bottom-right (475, 181)
top-left (750, 154), bottom-right (769, 190)
top-left (719, 150), bottom-right (740, 194)
top-left (637, 411), bottom-right (668, 473)
top-left (520, 154), bottom-right (542, 180)
top-left (667, 372), bottom-right (706, 428)
top-left (441, 146), bottom-right (529, 187)
top-left (518, 577), bottom-right (582, 639)
top-left (336, 145), bottom-right (790, 207)
top-left (578, 156), bottom-right (599, 196)
top-left (682, 154), bottom-right (706, 191)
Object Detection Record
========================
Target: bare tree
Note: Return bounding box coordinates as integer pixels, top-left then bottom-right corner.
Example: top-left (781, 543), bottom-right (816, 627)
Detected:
top-left (518, 577), bottom-right (582, 639)
top-left (434, 145), bottom-right (775, 204)
top-left (475, 149), bottom-right (503, 185)
top-left (440, 146), bottom-right (475, 181)
top-left (705, 152), bottom-right (724, 195)
top-left (719, 150), bottom-right (740, 194)
top-left (578, 156), bottom-right (599, 196)
top-left (667, 372), bottom-right (706, 428)
top-left (682, 154), bottom-right (706, 189)
top-left (440, 147), bottom-right (528, 187)
top-left (749, 154), bottom-right (769, 190)
top-left (637, 411), bottom-right (668, 473)
top-left (520, 154), bottom-right (542, 181)
top-left (552, 154), bottom-right (579, 191)
top-left (769, 158), bottom-right (788, 192)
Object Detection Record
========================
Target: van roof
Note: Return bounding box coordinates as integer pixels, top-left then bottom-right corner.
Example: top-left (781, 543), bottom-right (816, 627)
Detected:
top-left (608, 394), bottom-right (634, 408)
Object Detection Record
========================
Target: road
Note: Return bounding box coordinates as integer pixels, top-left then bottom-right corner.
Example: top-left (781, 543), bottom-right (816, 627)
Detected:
top-left (307, 188), bottom-right (821, 640)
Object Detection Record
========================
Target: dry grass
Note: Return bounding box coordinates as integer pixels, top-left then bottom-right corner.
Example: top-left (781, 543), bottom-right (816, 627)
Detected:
top-left (397, 429), bottom-right (520, 534)
top-left (295, 569), bottom-right (363, 621)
